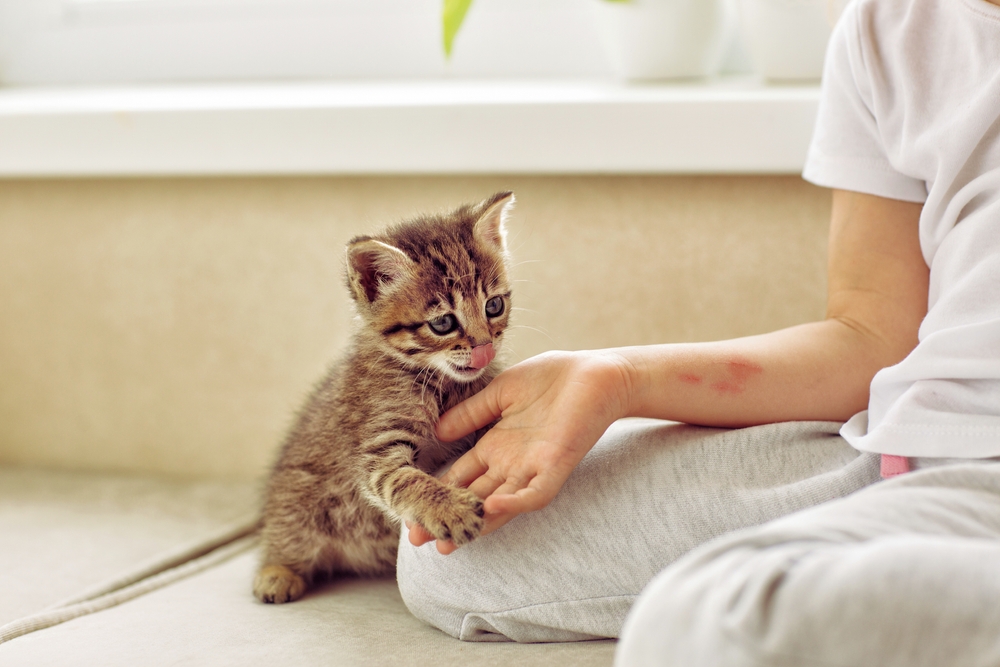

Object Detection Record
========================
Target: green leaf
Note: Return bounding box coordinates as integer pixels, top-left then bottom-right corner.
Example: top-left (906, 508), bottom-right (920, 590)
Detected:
top-left (443, 0), bottom-right (474, 58)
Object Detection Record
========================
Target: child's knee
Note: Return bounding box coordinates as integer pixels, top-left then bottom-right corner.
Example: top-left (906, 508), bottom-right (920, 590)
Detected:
top-left (397, 524), bottom-right (626, 643)
top-left (616, 546), bottom-right (746, 666)
top-left (617, 539), bottom-right (819, 667)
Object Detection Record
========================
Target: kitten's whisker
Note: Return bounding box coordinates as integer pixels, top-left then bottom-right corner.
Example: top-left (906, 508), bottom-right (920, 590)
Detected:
top-left (412, 367), bottom-right (426, 401)
top-left (417, 364), bottom-right (442, 406)
top-left (424, 368), bottom-right (438, 404)
top-left (509, 323), bottom-right (552, 334)
top-left (410, 365), bottom-right (431, 396)
top-left (508, 324), bottom-right (557, 344)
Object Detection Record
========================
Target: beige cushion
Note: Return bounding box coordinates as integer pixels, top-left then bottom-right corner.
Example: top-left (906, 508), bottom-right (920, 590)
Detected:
top-left (0, 467), bottom-right (258, 628)
top-left (0, 544), bottom-right (614, 666)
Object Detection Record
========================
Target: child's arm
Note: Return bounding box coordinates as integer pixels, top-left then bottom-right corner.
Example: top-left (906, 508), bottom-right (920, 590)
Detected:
top-left (411, 189), bottom-right (927, 553)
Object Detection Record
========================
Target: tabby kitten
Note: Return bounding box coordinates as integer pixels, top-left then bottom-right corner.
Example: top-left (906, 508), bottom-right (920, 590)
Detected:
top-left (253, 192), bottom-right (515, 604)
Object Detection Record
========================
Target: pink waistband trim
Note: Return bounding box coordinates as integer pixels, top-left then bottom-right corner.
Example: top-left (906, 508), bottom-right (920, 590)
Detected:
top-left (880, 454), bottom-right (911, 479)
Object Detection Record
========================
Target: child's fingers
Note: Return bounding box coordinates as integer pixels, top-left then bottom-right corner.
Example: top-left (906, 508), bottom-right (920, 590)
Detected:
top-left (439, 447), bottom-right (489, 487)
top-left (467, 472), bottom-right (506, 502)
top-left (484, 482), bottom-right (555, 516)
top-left (406, 522), bottom-right (435, 546)
top-left (436, 383), bottom-right (504, 442)
top-left (475, 509), bottom-right (519, 539)
top-left (435, 539), bottom-right (459, 555)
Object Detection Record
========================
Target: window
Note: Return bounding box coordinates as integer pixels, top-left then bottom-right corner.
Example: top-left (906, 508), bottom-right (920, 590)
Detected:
top-left (0, 0), bottom-right (622, 84)
top-left (0, 0), bottom-right (832, 175)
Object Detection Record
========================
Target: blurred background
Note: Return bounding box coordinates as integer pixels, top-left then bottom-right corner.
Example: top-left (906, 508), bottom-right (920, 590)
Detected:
top-left (0, 0), bottom-right (840, 479)
top-left (0, 0), bottom-right (846, 83)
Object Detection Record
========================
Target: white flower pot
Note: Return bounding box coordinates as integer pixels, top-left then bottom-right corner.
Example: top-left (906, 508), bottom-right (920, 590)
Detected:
top-left (592, 0), bottom-right (738, 80)
top-left (739, 0), bottom-right (832, 81)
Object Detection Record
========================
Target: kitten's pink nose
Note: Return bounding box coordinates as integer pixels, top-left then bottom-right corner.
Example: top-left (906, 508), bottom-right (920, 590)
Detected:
top-left (469, 343), bottom-right (495, 369)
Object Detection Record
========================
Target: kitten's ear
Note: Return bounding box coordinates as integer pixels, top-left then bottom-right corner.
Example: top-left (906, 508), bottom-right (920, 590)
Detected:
top-left (346, 239), bottom-right (416, 304)
top-left (473, 191), bottom-right (514, 253)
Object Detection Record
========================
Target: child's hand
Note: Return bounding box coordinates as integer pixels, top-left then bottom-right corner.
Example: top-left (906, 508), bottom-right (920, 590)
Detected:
top-left (407, 350), bottom-right (637, 553)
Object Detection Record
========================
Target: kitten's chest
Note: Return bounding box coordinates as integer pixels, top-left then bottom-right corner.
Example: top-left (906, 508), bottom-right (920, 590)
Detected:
top-left (343, 352), bottom-right (492, 470)
top-left (408, 382), bottom-right (481, 472)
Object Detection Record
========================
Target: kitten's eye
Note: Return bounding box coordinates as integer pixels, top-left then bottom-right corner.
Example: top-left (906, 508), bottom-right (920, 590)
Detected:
top-left (485, 296), bottom-right (505, 318)
top-left (428, 314), bottom-right (458, 335)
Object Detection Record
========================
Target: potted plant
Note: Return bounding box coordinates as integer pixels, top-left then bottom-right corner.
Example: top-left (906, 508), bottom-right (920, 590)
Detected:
top-left (738, 0), bottom-right (839, 80)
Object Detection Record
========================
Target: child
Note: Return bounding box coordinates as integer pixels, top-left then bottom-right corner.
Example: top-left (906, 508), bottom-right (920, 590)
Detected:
top-left (399, 0), bottom-right (1000, 663)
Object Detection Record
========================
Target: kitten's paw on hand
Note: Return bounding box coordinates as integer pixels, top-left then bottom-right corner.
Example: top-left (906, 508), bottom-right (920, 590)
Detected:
top-left (254, 564), bottom-right (307, 604)
top-left (419, 486), bottom-right (485, 547)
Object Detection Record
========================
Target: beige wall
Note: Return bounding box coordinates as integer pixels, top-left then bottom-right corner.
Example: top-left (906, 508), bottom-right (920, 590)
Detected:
top-left (0, 176), bottom-right (831, 480)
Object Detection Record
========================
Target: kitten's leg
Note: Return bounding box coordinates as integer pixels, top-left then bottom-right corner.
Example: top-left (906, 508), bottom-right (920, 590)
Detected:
top-left (362, 437), bottom-right (485, 546)
top-left (253, 468), bottom-right (343, 604)
top-left (253, 564), bottom-right (307, 604)
top-left (254, 521), bottom-right (397, 603)
top-left (254, 518), bottom-right (321, 604)
top-left (255, 467), bottom-right (401, 603)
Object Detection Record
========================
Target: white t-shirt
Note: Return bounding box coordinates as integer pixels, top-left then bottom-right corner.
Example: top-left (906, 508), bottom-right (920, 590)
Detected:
top-left (803, 0), bottom-right (1000, 458)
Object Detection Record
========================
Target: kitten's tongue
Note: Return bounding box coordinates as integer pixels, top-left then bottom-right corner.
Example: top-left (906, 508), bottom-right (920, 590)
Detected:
top-left (469, 344), bottom-right (495, 369)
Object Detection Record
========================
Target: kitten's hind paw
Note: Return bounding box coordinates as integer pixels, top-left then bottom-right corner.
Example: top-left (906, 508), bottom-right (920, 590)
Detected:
top-left (419, 486), bottom-right (485, 547)
top-left (254, 564), bottom-right (307, 604)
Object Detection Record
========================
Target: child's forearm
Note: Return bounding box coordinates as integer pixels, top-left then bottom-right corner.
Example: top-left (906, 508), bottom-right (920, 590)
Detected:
top-left (613, 318), bottom-right (903, 428)
top-left (611, 190), bottom-right (928, 429)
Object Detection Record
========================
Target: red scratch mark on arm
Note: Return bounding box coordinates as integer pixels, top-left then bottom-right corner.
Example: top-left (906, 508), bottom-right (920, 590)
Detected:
top-left (710, 358), bottom-right (763, 395)
top-left (678, 373), bottom-right (703, 385)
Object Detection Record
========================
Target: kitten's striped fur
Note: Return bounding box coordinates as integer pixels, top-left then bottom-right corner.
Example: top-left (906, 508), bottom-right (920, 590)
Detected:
top-left (254, 192), bottom-right (515, 604)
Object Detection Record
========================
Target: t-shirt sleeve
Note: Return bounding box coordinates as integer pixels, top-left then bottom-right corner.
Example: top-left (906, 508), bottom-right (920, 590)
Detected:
top-left (802, 5), bottom-right (927, 203)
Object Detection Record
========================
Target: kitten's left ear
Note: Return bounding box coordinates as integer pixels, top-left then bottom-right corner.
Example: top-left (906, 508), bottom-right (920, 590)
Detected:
top-left (473, 191), bottom-right (515, 253)
top-left (346, 239), bottom-right (416, 304)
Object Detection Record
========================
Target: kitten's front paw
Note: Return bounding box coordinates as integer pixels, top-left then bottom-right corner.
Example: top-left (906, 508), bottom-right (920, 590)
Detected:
top-left (419, 486), bottom-right (485, 546)
top-left (253, 564), bottom-right (307, 604)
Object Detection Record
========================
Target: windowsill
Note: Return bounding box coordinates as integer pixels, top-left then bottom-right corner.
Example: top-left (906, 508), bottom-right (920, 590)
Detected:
top-left (0, 77), bottom-right (820, 177)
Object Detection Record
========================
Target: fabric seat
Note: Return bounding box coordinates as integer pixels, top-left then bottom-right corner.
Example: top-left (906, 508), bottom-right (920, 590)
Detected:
top-left (0, 466), bottom-right (614, 666)
top-left (0, 466), bottom-right (258, 638)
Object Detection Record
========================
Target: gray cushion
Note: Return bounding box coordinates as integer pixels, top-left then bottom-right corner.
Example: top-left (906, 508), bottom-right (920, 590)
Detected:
top-left (0, 543), bottom-right (614, 666)
top-left (0, 466), bottom-right (258, 628)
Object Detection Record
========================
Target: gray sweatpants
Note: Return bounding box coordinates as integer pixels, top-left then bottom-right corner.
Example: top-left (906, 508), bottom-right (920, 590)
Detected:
top-left (616, 461), bottom-right (1000, 666)
top-left (397, 419), bottom-right (1000, 664)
